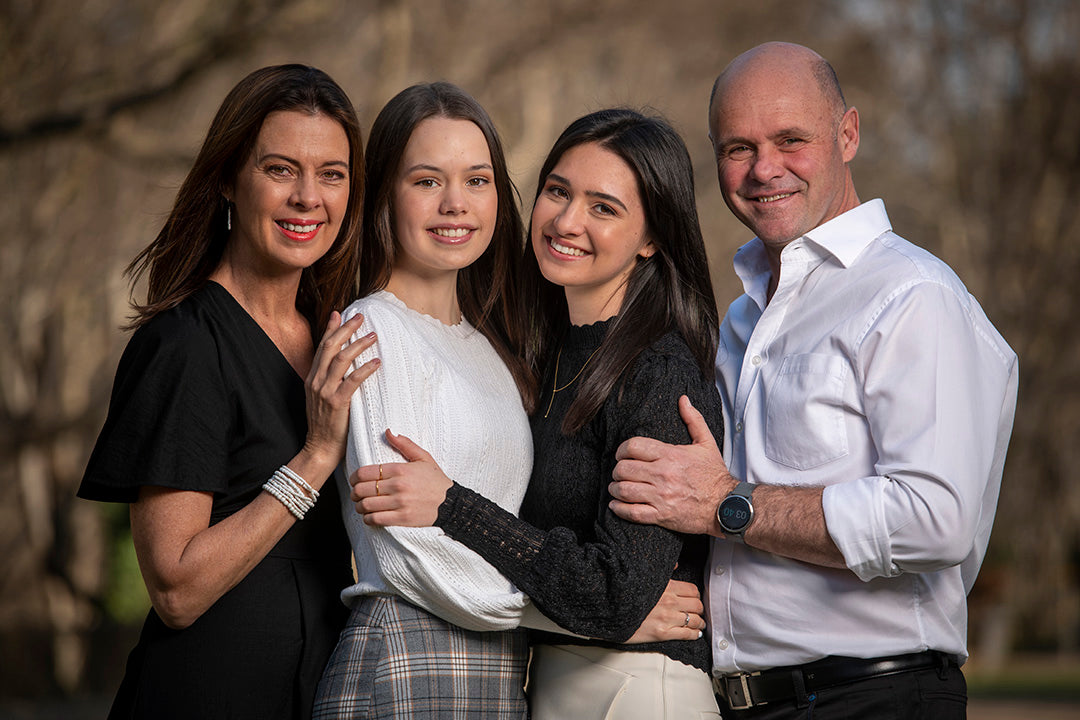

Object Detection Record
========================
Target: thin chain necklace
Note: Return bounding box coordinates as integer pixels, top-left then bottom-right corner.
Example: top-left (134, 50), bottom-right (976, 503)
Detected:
top-left (543, 345), bottom-right (602, 418)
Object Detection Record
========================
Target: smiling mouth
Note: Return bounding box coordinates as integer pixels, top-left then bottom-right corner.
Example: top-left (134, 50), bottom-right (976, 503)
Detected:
top-left (548, 237), bottom-right (586, 257)
top-left (278, 220), bottom-right (321, 233)
top-left (755, 193), bottom-right (793, 204)
top-left (431, 227), bottom-right (473, 239)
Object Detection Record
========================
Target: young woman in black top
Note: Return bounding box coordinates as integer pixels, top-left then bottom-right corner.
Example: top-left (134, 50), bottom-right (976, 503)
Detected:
top-left (352, 109), bottom-right (723, 719)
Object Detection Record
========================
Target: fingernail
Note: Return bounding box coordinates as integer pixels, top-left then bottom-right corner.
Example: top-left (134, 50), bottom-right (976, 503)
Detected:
top-left (365, 331), bottom-right (376, 339)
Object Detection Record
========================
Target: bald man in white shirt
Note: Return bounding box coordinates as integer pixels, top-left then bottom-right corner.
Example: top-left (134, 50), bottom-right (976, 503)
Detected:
top-left (609, 42), bottom-right (1018, 719)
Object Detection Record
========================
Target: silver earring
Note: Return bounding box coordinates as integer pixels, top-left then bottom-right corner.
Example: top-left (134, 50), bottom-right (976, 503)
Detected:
top-left (227, 204), bottom-right (232, 231)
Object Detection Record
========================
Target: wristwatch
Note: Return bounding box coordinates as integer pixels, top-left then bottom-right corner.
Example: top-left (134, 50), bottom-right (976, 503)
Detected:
top-left (716, 481), bottom-right (756, 543)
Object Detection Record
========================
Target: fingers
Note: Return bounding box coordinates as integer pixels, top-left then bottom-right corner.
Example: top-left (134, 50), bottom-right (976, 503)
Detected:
top-left (665, 579), bottom-right (703, 601)
top-left (384, 430), bottom-right (434, 463)
top-left (679, 395), bottom-right (718, 450)
top-left (614, 435), bottom-right (666, 463)
top-left (314, 311), bottom-right (365, 364)
top-left (607, 497), bottom-right (658, 525)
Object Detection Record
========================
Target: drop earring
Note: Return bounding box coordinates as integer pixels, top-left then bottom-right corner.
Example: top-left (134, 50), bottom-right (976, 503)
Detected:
top-left (227, 204), bottom-right (232, 231)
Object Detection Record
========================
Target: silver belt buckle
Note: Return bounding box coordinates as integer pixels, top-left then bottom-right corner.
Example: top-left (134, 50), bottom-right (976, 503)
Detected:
top-left (712, 672), bottom-right (759, 710)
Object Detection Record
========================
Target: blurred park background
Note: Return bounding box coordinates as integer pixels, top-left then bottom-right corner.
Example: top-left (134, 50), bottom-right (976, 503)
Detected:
top-left (1, 0), bottom-right (1078, 716)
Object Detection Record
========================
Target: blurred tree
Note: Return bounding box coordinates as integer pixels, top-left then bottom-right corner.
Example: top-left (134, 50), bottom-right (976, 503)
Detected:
top-left (0, 0), bottom-right (1075, 703)
top-left (832, 0), bottom-right (1080, 669)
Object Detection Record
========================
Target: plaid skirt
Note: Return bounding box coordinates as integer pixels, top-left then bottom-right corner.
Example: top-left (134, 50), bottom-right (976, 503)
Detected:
top-left (313, 595), bottom-right (529, 719)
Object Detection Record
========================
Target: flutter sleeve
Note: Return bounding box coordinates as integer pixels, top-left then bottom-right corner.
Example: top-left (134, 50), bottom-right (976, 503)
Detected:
top-left (79, 307), bottom-right (230, 503)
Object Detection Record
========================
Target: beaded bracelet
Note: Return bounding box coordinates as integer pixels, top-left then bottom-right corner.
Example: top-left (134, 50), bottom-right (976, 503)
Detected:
top-left (263, 465), bottom-right (317, 520)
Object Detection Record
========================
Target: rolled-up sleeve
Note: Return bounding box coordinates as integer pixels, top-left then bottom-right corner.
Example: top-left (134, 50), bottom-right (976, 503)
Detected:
top-left (824, 281), bottom-right (1018, 582)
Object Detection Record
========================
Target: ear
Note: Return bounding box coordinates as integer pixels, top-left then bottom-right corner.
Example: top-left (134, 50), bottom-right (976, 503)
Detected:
top-left (838, 106), bottom-right (860, 163)
top-left (638, 239), bottom-right (657, 259)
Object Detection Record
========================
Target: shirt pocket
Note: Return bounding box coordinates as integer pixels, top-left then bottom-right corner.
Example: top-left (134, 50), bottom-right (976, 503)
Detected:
top-left (764, 353), bottom-right (849, 470)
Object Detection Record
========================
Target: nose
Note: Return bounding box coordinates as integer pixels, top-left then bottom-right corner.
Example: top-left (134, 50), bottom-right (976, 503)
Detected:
top-left (290, 173), bottom-right (321, 210)
top-left (440, 184), bottom-right (467, 215)
top-left (552, 200), bottom-right (585, 237)
top-left (748, 145), bottom-right (784, 184)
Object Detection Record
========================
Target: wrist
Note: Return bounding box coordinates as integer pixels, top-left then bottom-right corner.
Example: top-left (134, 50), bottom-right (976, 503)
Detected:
top-left (715, 478), bottom-right (756, 543)
top-left (289, 444), bottom-right (339, 490)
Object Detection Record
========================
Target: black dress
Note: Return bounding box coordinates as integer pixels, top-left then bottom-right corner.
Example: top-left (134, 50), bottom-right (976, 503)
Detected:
top-left (79, 281), bottom-right (352, 720)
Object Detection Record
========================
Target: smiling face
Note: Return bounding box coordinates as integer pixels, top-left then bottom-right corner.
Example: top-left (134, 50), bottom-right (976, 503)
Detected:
top-left (709, 44), bottom-right (860, 255)
top-left (226, 109), bottom-right (350, 277)
top-left (388, 116), bottom-right (497, 288)
top-left (531, 142), bottom-right (654, 325)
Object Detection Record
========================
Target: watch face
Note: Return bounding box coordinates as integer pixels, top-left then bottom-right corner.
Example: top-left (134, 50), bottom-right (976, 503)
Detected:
top-left (719, 496), bottom-right (752, 533)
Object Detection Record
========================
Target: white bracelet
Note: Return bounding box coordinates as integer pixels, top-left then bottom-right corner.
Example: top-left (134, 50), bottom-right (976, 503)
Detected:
top-left (263, 465), bottom-right (318, 520)
top-left (264, 480), bottom-right (305, 520)
top-left (277, 464), bottom-right (319, 501)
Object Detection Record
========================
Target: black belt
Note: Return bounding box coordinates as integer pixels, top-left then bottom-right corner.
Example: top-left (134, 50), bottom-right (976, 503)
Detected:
top-left (713, 650), bottom-right (956, 710)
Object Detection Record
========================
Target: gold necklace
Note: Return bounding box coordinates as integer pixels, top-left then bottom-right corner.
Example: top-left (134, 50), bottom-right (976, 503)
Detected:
top-left (543, 345), bottom-right (601, 418)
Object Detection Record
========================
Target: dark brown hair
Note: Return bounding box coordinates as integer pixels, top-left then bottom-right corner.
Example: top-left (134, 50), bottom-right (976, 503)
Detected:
top-left (358, 81), bottom-right (529, 396)
top-left (521, 108), bottom-right (719, 433)
top-left (125, 64), bottom-right (364, 333)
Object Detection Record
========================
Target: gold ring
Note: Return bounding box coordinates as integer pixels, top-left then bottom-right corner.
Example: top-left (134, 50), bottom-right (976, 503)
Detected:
top-left (376, 464), bottom-right (383, 495)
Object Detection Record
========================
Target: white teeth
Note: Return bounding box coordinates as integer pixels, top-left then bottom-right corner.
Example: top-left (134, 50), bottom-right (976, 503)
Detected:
top-left (550, 238), bottom-right (585, 256)
top-left (280, 221), bottom-right (319, 233)
top-left (431, 227), bottom-right (471, 238)
top-left (756, 193), bottom-right (792, 203)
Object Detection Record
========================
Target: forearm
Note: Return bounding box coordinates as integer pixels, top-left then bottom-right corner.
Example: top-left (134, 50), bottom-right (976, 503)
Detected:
top-left (370, 524), bottom-right (531, 632)
top-left (134, 449), bottom-right (338, 629)
top-left (735, 483), bottom-right (845, 568)
top-left (438, 484), bottom-right (681, 641)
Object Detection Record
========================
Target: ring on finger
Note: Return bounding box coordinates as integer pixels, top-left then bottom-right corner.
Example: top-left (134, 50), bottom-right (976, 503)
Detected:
top-left (682, 612), bottom-right (690, 627)
top-left (376, 464), bottom-right (383, 496)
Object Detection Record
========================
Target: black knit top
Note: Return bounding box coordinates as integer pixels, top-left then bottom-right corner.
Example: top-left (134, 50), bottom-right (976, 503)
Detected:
top-left (436, 318), bottom-right (723, 672)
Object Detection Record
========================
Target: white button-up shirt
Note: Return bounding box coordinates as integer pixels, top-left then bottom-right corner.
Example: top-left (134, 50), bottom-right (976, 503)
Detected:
top-left (708, 199), bottom-right (1018, 674)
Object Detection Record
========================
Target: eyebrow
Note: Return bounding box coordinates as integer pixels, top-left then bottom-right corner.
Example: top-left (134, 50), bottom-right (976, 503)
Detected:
top-left (717, 126), bottom-right (811, 149)
top-left (403, 162), bottom-right (494, 174)
top-left (259, 152), bottom-right (349, 169)
top-left (547, 172), bottom-right (629, 212)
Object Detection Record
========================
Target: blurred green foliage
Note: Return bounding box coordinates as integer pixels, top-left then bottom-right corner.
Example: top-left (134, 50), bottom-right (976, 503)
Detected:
top-left (100, 504), bottom-right (149, 624)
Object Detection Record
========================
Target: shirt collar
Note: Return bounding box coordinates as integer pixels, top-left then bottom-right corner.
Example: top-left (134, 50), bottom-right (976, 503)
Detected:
top-left (732, 199), bottom-right (892, 303)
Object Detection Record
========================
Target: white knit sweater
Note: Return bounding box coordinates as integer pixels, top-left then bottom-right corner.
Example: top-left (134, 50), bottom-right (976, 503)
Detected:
top-left (337, 291), bottom-right (536, 631)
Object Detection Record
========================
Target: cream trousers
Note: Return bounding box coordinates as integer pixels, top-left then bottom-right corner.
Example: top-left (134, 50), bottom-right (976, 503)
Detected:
top-left (528, 644), bottom-right (721, 720)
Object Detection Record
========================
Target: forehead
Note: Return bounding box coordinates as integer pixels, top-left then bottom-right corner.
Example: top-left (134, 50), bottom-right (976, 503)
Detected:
top-left (402, 116), bottom-right (490, 165)
top-left (255, 110), bottom-right (349, 159)
top-left (552, 143), bottom-right (639, 196)
top-left (710, 65), bottom-right (833, 143)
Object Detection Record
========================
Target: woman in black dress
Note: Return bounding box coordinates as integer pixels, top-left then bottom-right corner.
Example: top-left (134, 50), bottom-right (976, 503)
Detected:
top-left (351, 109), bottom-right (723, 718)
top-left (78, 65), bottom-right (377, 720)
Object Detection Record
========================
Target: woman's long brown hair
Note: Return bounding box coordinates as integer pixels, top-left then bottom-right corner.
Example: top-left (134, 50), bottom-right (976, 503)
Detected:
top-left (125, 64), bottom-right (364, 334)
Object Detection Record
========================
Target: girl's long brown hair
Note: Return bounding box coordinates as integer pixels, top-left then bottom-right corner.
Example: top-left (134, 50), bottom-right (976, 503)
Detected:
top-left (358, 81), bottom-right (530, 398)
top-left (521, 109), bottom-right (719, 433)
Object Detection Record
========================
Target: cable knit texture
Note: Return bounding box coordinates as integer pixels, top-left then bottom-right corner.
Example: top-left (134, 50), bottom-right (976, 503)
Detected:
top-left (437, 318), bottom-right (722, 672)
top-left (338, 290), bottom-right (535, 631)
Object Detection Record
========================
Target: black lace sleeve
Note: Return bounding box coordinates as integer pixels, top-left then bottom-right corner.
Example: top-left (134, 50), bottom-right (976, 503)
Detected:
top-left (436, 333), bottom-right (724, 642)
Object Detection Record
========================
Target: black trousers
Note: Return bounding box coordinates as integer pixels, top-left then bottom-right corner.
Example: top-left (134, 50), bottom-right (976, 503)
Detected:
top-left (722, 662), bottom-right (967, 720)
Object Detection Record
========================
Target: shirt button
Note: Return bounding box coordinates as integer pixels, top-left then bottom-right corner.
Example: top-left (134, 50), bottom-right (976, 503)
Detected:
top-left (714, 566), bottom-right (726, 575)
top-left (735, 422), bottom-right (743, 433)
top-left (718, 639), bottom-right (730, 650)
top-left (751, 355), bottom-right (762, 366)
